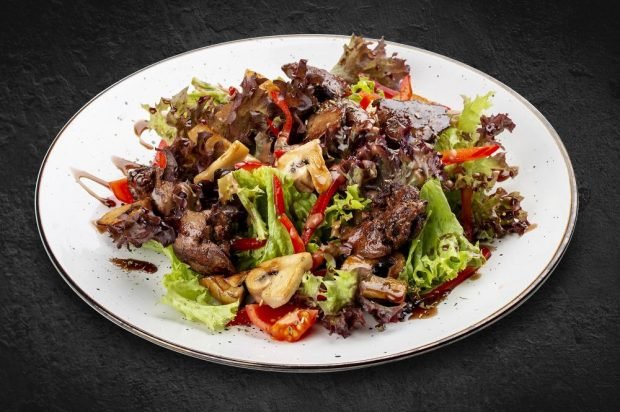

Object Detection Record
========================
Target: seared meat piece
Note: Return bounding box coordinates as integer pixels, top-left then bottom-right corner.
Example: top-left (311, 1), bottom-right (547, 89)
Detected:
top-left (282, 59), bottom-right (349, 100)
top-left (342, 184), bottom-right (425, 259)
top-left (172, 203), bottom-right (244, 275)
top-left (127, 166), bottom-right (157, 200)
top-left (375, 99), bottom-right (450, 142)
top-left (306, 103), bottom-right (344, 142)
top-left (305, 99), bottom-right (375, 157)
top-left (152, 178), bottom-right (202, 220)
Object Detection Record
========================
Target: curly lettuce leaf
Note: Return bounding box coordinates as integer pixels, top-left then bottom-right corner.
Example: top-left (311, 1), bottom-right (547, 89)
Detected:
top-left (300, 270), bottom-right (359, 315)
top-left (331, 35), bottom-right (409, 89)
top-left (435, 92), bottom-right (494, 151)
top-left (400, 180), bottom-right (485, 293)
top-left (144, 241), bottom-right (238, 331)
top-left (472, 187), bottom-right (530, 240)
top-left (445, 152), bottom-right (518, 190)
top-left (322, 184), bottom-right (370, 235)
top-left (143, 79), bottom-right (229, 143)
top-left (348, 77), bottom-right (384, 103)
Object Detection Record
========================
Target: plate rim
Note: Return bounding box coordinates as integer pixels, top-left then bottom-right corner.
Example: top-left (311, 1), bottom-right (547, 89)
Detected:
top-left (34, 34), bottom-right (578, 373)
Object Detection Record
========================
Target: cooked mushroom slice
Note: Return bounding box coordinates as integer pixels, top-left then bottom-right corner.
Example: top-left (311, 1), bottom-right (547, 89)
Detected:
top-left (95, 199), bottom-right (150, 230)
top-left (187, 124), bottom-right (229, 147)
top-left (386, 253), bottom-right (405, 279)
top-left (193, 141), bottom-right (250, 184)
top-left (341, 255), bottom-right (377, 276)
top-left (275, 140), bottom-right (333, 193)
top-left (199, 273), bottom-right (247, 304)
top-left (359, 275), bottom-right (407, 304)
top-left (217, 172), bottom-right (240, 202)
top-left (245, 253), bottom-right (312, 308)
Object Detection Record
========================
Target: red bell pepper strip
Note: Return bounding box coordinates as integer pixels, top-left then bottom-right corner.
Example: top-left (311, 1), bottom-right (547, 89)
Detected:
top-left (228, 86), bottom-right (238, 96)
top-left (440, 144), bottom-right (500, 165)
top-left (108, 178), bottom-right (134, 204)
top-left (234, 161), bottom-right (264, 171)
top-left (279, 214), bottom-right (306, 254)
top-left (273, 175), bottom-right (286, 216)
top-left (274, 149), bottom-right (287, 159)
top-left (311, 251), bottom-right (325, 270)
top-left (266, 118), bottom-right (280, 137)
top-left (421, 246), bottom-right (491, 303)
top-left (399, 74), bottom-right (413, 100)
top-left (460, 186), bottom-right (474, 241)
top-left (374, 81), bottom-right (399, 99)
top-left (231, 238), bottom-right (268, 251)
top-left (153, 140), bottom-right (168, 168)
top-left (272, 175), bottom-right (305, 253)
top-left (301, 174), bottom-right (347, 244)
top-left (359, 92), bottom-right (380, 109)
top-left (269, 90), bottom-right (293, 143)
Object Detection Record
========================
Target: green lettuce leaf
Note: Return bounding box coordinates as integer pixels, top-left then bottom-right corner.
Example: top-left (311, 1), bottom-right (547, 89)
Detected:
top-left (457, 92), bottom-right (494, 135)
top-left (435, 92), bottom-right (494, 151)
top-left (321, 184), bottom-right (370, 238)
top-left (144, 241), bottom-right (238, 330)
top-left (232, 168), bottom-right (293, 269)
top-left (348, 77), bottom-right (384, 103)
top-left (229, 167), bottom-right (315, 269)
top-left (400, 180), bottom-right (485, 293)
top-left (300, 270), bottom-right (359, 315)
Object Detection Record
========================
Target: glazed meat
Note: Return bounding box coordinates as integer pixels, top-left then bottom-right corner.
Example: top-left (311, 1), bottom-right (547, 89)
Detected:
top-left (305, 99), bottom-right (375, 157)
top-left (342, 184), bottom-right (425, 259)
top-left (172, 204), bottom-right (243, 275)
top-left (375, 99), bottom-right (450, 142)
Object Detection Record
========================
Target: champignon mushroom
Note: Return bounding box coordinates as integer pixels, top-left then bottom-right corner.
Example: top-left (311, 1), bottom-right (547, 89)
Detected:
top-left (95, 199), bottom-right (151, 230)
top-left (199, 273), bottom-right (247, 304)
top-left (359, 275), bottom-right (407, 304)
top-left (245, 253), bottom-right (312, 308)
top-left (193, 141), bottom-right (250, 184)
top-left (275, 140), bottom-right (332, 193)
top-left (217, 172), bottom-right (240, 202)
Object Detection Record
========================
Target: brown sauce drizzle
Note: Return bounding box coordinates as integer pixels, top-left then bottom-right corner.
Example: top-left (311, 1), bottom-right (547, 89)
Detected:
top-left (111, 156), bottom-right (141, 175)
top-left (409, 293), bottom-right (445, 320)
top-left (409, 306), bottom-right (438, 319)
top-left (134, 119), bottom-right (154, 150)
top-left (110, 258), bottom-right (157, 273)
top-left (72, 168), bottom-right (116, 207)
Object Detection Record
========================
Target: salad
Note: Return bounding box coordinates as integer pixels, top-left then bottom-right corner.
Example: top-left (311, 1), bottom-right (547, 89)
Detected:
top-left (85, 35), bottom-right (530, 342)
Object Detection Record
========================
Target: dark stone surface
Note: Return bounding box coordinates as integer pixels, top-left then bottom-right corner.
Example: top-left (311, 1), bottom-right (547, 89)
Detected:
top-left (1, 0), bottom-right (619, 410)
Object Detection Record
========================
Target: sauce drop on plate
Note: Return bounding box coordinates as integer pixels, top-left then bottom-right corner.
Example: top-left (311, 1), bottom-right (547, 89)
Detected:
top-left (110, 258), bottom-right (157, 274)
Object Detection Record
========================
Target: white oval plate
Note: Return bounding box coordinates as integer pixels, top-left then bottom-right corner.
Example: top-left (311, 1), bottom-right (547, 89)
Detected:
top-left (36, 35), bottom-right (577, 372)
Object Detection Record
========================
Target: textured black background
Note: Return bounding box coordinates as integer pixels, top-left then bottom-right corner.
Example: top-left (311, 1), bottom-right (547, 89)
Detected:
top-left (1, 0), bottom-right (619, 410)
